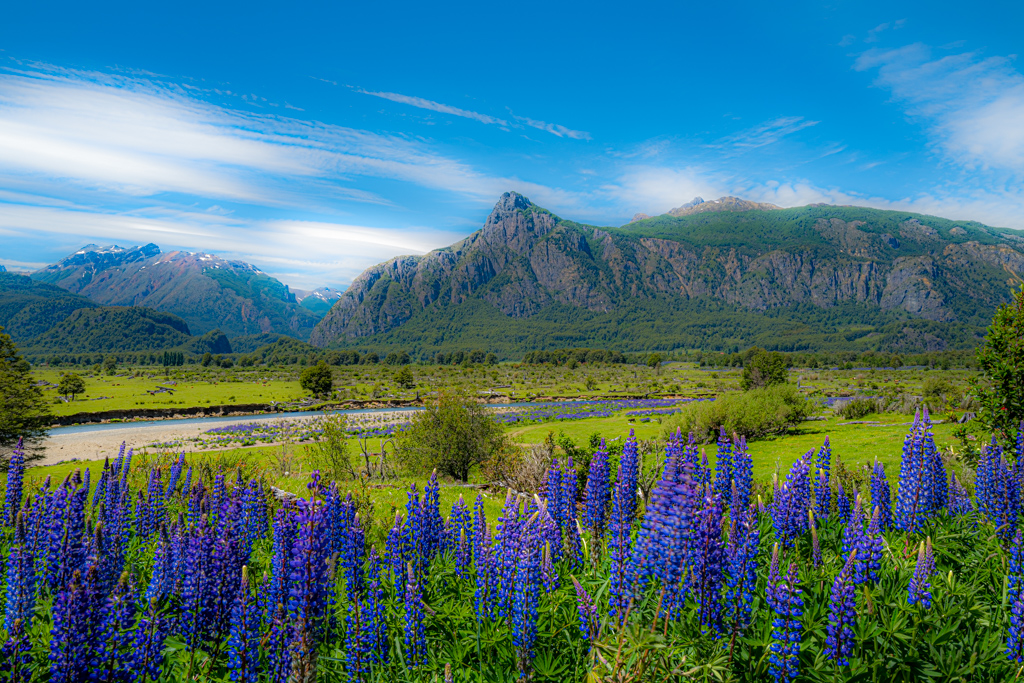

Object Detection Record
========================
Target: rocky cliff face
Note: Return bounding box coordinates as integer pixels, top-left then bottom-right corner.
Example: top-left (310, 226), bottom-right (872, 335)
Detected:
top-left (33, 245), bottom-right (322, 339)
top-left (310, 192), bottom-right (1024, 348)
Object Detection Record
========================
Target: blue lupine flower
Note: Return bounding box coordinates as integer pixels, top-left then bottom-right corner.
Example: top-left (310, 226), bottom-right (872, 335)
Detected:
top-left (813, 436), bottom-right (831, 519)
top-left (513, 514), bottom-right (543, 676)
top-left (50, 570), bottom-right (92, 683)
top-left (732, 435), bottom-right (753, 516)
top-left (771, 452), bottom-right (812, 548)
top-left (365, 549), bottom-right (389, 666)
top-left (608, 470), bottom-right (635, 624)
top-left (712, 426), bottom-right (733, 508)
top-left (385, 510), bottom-right (407, 596)
top-left (949, 473), bottom-right (974, 516)
top-left (583, 439), bottom-right (610, 537)
top-left (4, 437), bottom-right (25, 525)
top-left (767, 562), bottom-right (803, 683)
top-left (265, 605), bottom-right (292, 681)
top-left (288, 501), bottom-right (333, 642)
top-left (345, 591), bottom-right (373, 682)
top-left (840, 494), bottom-right (864, 563)
top-left (4, 514), bottom-right (36, 633)
top-left (404, 563), bottom-right (427, 667)
top-left (571, 575), bottom-right (599, 642)
top-left (725, 505), bottom-right (759, 633)
top-left (870, 459), bottom-right (892, 531)
top-left (2, 617), bottom-right (32, 683)
top-left (825, 551), bottom-right (857, 665)
top-left (473, 494), bottom-right (489, 570)
top-left (620, 430), bottom-right (641, 525)
top-left (561, 455), bottom-right (583, 568)
top-left (1008, 589), bottom-right (1024, 663)
top-left (545, 457), bottom-right (564, 559)
top-left (895, 412), bottom-right (949, 532)
top-left (907, 538), bottom-right (934, 609)
top-left (491, 490), bottom-right (523, 620)
top-left (89, 572), bottom-right (136, 683)
top-left (810, 513), bottom-right (822, 569)
top-left (226, 567), bottom-right (260, 683)
top-left (836, 481), bottom-right (852, 526)
top-left (693, 493), bottom-right (726, 633)
top-left (128, 598), bottom-right (167, 683)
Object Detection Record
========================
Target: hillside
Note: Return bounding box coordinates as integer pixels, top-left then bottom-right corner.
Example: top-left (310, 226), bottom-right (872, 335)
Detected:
top-left (0, 272), bottom-right (99, 340)
top-left (19, 306), bottom-right (193, 354)
top-left (32, 244), bottom-right (323, 340)
top-left (310, 192), bottom-right (1024, 354)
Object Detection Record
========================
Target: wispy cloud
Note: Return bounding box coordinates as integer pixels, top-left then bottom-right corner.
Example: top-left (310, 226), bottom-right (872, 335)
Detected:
top-left (352, 87), bottom-right (509, 126)
top-left (509, 112), bottom-right (591, 140)
top-left (714, 116), bottom-right (819, 151)
top-left (855, 43), bottom-right (1024, 175)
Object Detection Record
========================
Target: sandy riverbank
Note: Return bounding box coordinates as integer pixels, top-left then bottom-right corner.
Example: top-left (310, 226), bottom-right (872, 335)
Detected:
top-left (36, 409), bottom-right (424, 466)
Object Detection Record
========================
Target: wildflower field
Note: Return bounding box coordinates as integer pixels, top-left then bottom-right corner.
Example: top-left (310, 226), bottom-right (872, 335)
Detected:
top-left (0, 408), bottom-right (1020, 682)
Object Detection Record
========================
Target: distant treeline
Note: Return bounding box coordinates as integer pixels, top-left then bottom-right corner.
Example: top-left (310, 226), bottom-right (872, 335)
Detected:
top-left (522, 348), bottom-right (629, 366)
top-left (688, 347), bottom-right (976, 370)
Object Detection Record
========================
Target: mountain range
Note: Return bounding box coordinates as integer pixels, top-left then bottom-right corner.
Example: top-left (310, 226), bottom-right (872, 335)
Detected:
top-left (308, 192), bottom-right (1024, 355)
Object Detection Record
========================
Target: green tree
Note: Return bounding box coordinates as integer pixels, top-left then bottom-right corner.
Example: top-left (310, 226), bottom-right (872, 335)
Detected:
top-left (202, 352), bottom-right (213, 367)
top-left (741, 348), bottom-right (788, 390)
top-left (396, 391), bottom-right (505, 481)
top-left (0, 326), bottom-right (50, 463)
top-left (394, 365), bottom-right (415, 389)
top-left (646, 353), bottom-right (663, 374)
top-left (300, 361), bottom-right (334, 397)
top-left (103, 355), bottom-right (118, 375)
top-left (972, 284), bottom-right (1024, 437)
top-left (58, 373), bottom-right (86, 401)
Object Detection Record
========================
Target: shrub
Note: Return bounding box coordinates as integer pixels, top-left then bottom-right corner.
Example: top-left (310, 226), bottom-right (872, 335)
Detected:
top-left (396, 391), bottom-right (506, 481)
top-left (835, 396), bottom-right (882, 420)
top-left (740, 348), bottom-right (788, 390)
top-left (300, 360), bottom-right (334, 397)
top-left (663, 383), bottom-right (817, 442)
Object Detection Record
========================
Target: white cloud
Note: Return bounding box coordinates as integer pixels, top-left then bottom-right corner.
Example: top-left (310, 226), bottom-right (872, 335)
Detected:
top-left (714, 116), bottom-right (819, 151)
top-left (352, 87), bottom-right (509, 126)
top-left (509, 112), bottom-right (592, 140)
top-left (855, 43), bottom-right (1024, 175)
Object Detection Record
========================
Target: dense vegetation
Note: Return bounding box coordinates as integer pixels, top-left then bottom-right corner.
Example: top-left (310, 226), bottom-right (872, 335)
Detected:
top-left (2, 411), bottom-right (1023, 681)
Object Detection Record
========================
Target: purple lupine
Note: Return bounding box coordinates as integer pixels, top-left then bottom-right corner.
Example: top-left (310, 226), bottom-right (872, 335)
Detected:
top-left (732, 435), bottom-right (753, 516)
top-left (90, 572), bottom-right (137, 683)
top-left (810, 513), bottom-right (822, 569)
top-left (345, 592), bottom-right (373, 681)
top-left (767, 562), bottom-right (803, 683)
top-left (561, 455), bottom-right (583, 567)
top-left (264, 505), bottom-right (296, 622)
top-left (949, 473), bottom-right (974, 516)
top-left (226, 568), bottom-right (260, 683)
top-left (287, 498), bottom-right (333, 642)
top-left (571, 576), bottom-right (599, 642)
top-left (840, 494), bottom-right (864, 564)
top-left (50, 570), bottom-right (92, 683)
top-left (712, 426), bottom-right (733, 509)
top-left (836, 481), bottom-right (852, 525)
top-left (265, 605), bottom-right (292, 681)
top-left (128, 598), bottom-right (168, 683)
top-left (2, 618), bottom-right (32, 683)
top-left (545, 457), bottom-right (565, 560)
top-left (619, 430), bottom-right (640, 524)
top-left (725, 504), bottom-right (759, 635)
top-left (423, 471), bottom-right (445, 563)
top-left (583, 439), bottom-right (611, 537)
top-left (907, 538), bottom-right (934, 609)
top-left (365, 549), bottom-right (389, 666)
top-left (771, 452), bottom-right (812, 548)
top-left (825, 551), bottom-right (858, 665)
top-left (491, 490), bottom-right (523, 620)
top-left (895, 412), bottom-right (939, 533)
top-left (404, 563), bottom-right (427, 667)
top-left (607, 472), bottom-right (633, 625)
top-left (180, 522), bottom-right (214, 650)
top-left (472, 494), bottom-right (488, 570)
top-left (870, 459), bottom-right (892, 530)
top-left (4, 514), bottom-right (36, 633)
top-left (4, 437), bottom-right (25, 525)
top-left (693, 494), bottom-right (726, 633)
top-left (857, 507), bottom-right (884, 585)
top-left (512, 514), bottom-right (543, 675)
top-left (385, 511), bottom-right (407, 597)
top-left (813, 436), bottom-right (832, 519)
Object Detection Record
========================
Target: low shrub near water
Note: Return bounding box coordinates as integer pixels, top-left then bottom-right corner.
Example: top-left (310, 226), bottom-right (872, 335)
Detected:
top-left (663, 383), bottom-right (817, 442)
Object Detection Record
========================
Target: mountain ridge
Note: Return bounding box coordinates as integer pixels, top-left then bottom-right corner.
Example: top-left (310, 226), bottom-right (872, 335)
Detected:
top-left (309, 192), bottom-right (1024, 353)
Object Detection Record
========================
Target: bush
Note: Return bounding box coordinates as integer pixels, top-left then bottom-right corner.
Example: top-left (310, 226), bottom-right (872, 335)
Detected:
top-left (740, 348), bottom-right (788, 390)
top-left (972, 284), bottom-right (1024, 437)
top-left (663, 383), bottom-right (817, 442)
top-left (835, 396), bottom-right (882, 420)
top-left (300, 361), bottom-right (334, 397)
top-left (396, 391), bottom-right (505, 481)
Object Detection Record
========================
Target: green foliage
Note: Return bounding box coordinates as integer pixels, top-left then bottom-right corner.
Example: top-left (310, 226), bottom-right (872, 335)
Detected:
top-left (664, 383), bottom-right (818, 441)
top-left (0, 326), bottom-right (50, 461)
top-left (835, 396), bottom-right (883, 420)
top-left (740, 347), bottom-right (789, 390)
top-left (20, 306), bottom-right (193, 355)
top-left (972, 284), bottom-right (1024, 438)
top-left (394, 365), bottom-right (415, 389)
top-left (299, 360), bottom-right (334, 397)
top-left (0, 272), bottom-right (97, 341)
top-left (57, 372), bottom-right (85, 401)
top-left (304, 413), bottom-right (354, 481)
top-left (396, 391), bottom-right (505, 481)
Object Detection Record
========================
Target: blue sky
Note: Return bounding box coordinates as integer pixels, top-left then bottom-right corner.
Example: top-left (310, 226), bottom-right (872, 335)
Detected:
top-left (1, 0), bottom-right (1022, 289)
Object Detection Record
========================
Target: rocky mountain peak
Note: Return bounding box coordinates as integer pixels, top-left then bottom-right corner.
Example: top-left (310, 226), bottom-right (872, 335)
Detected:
top-left (667, 196), bottom-right (780, 217)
